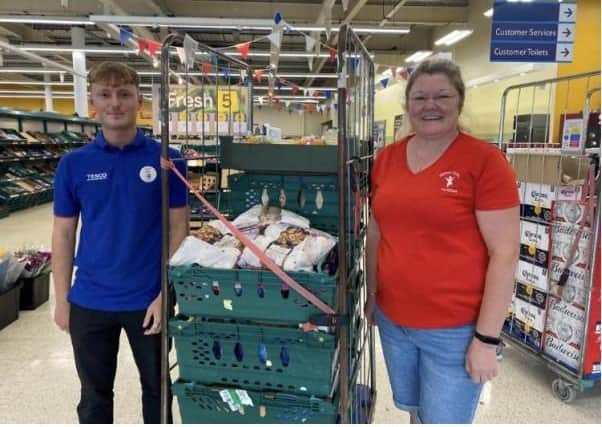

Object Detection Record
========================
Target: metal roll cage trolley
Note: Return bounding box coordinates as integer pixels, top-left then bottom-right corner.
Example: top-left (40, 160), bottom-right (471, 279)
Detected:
top-left (158, 25), bottom-right (376, 423)
top-left (497, 70), bottom-right (601, 403)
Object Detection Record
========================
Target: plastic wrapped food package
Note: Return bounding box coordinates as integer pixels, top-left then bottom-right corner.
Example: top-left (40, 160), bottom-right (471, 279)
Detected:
top-left (176, 206), bottom-right (337, 272)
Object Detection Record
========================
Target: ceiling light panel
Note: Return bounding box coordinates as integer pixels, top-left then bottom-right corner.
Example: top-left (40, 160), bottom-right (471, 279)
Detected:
top-left (434, 30), bottom-right (473, 46)
top-left (405, 51), bottom-right (433, 63)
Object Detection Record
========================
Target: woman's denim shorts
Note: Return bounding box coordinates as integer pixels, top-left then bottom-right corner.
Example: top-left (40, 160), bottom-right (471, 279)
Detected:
top-left (375, 305), bottom-right (482, 424)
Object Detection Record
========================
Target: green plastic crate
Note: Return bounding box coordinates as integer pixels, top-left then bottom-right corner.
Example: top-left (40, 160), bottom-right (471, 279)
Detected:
top-left (169, 317), bottom-right (337, 397)
top-left (220, 136), bottom-right (339, 174)
top-left (173, 380), bottom-right (338, 424)
top-left (226, 173), bottom-right (339, 234)
top-left (171, 264), bottom-right (336, 324)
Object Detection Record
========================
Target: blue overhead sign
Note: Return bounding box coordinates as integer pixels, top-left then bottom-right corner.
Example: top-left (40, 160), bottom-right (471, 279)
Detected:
top-left (490, 1), bottom-right (577, 63)
top-left (492, 1), bottom-right (576, 22)
top-left (491, 42), bottom-right (573, 63)
top-left (492, 22), bottom-right (575, 43)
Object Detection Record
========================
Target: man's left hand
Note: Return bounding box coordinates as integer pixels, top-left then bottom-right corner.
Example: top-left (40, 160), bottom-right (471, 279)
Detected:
top-left (465, 337), bottom-right (498, 384)
top-left (143, 292), bottom-right (162, 335)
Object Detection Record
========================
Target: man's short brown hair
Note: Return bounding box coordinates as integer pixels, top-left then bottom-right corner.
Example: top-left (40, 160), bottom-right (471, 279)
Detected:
top-left (88, 62), bottom-right (139, 87)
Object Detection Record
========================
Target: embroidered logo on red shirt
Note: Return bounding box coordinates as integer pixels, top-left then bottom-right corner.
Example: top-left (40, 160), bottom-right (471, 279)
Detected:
top-left (440, 171), bottom-right (460, 193)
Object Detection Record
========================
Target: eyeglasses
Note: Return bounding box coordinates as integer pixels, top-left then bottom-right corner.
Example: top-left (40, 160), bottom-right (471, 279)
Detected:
top-left (408, 93), bottom-right (458, 106)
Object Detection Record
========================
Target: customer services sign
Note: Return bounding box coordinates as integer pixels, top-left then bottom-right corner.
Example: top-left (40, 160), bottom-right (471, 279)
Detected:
top-left (490, 1), bottom-right (576, 63)
top-left (168, 85), bottom-right (249, 135)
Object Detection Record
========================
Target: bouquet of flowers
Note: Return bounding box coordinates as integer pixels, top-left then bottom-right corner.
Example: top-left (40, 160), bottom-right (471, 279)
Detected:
top-left (14, 249), bottom-right (52, 278)
top-left (0, 249), bottom-right (25, 292)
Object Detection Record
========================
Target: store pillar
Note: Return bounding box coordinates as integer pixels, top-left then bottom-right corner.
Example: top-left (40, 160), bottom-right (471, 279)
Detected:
top-left (71, 26), bottom-right (88, 118)
top-left (43, 74), bottom-right (54, 112)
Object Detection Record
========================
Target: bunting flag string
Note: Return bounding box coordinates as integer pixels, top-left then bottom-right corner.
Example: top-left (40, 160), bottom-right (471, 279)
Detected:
top-left (118, 27), bottom-right (159, 58)
top-left (183, 34), bottom-right (199, 67)
top-left (175, 47), bottom-right (187, 65)
top-left (119, 28), bottom-right (134, 46)
top-left (329, 47), bottom-right (337, 63)
top-left (147, 40), bottom-right (161, 56)
top-left (115, 21), bottom-right (337, 109)
top-left (216, 12), bottom-right (337, 63)
top-left (116, 12), bottom-right (338, 71)
top-left (200, 62), bottom-right (212, 75)
top-left (235, 41), bottom-right (251, 60)
top-left (137, 38), bottom-right (148, 53)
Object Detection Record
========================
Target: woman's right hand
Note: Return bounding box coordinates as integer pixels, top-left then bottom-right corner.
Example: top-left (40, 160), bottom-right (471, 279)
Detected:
top-left (364, 294), bottom-right (376, 326)
top-left (54, 300), bottom-right (70, 333)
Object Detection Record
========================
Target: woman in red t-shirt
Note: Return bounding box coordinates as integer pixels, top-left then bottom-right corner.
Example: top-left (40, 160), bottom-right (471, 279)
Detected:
top-left (365, 58), bottom-right (520, 423)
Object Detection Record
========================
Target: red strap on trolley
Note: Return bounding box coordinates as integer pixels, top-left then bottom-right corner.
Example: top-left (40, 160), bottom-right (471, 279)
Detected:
top-left (161, 156), bottom-right (336, 317)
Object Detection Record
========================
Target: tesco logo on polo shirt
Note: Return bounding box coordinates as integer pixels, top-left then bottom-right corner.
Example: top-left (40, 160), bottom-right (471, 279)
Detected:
top-left (86, 172), bottom-right (108, 182)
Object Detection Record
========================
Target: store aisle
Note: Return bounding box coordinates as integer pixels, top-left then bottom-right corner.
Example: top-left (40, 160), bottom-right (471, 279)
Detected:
top-left (0, 204), bottom-right (600, 424)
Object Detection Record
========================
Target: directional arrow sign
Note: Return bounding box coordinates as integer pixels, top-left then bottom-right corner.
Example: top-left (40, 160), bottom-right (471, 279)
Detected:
top-left (559, 3), bottom-right (577, 23)
top-left (558, 24), bottom-right (575, 42)
top-left (555, 44), bottom-right (574, 62)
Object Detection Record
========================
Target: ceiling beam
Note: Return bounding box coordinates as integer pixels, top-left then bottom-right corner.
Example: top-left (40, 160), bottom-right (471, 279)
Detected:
top-left (141, 0), bottom-right (170, 40)
top-left (142, 0), bottom-right (172, 16)
top-left (0, 38), bottom-right (85, 77)
top-left (304, 0), bottom-right (369, 86)
top-left (362, 0), bottom-right (410, 44)
top-left (97, 0), bottom-right (159, 42)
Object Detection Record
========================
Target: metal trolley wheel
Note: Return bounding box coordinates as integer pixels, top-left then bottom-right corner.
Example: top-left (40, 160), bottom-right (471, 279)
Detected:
top-left (552, 378), bottom-right (578, 403)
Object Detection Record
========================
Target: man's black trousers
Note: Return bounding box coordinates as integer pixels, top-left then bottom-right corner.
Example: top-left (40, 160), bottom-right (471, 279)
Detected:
top-left (69, 303), bottom-right (171, 424)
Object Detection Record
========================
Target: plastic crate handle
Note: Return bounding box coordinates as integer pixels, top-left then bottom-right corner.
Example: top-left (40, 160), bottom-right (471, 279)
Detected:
top-left (161, 157), bottom-right (336, 317)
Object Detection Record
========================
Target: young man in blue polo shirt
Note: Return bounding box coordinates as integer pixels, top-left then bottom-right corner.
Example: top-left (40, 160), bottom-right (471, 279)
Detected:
top-left (51, 62), bottom-right (188, 423)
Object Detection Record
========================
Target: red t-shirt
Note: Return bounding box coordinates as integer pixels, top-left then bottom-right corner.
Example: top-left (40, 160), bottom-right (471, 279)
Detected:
top-left (371, 132), bottom-right (519, 328)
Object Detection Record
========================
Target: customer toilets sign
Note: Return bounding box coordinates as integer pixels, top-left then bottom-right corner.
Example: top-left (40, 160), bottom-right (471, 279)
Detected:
top-left (490, 0), bottom-right (577, 63)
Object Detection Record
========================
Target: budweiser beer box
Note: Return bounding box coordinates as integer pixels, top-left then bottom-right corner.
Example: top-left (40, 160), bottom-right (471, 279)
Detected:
top-left (515, 259), bottom-right (549, 293)
top-left (553, 201), bottom-right (592, 228)
top-left (522, 182), bottom-right (555, 223)
top-left (550, 223), bottom-right (593, 268)
top-left (511, 297), bottom-right (546, 351)
top-left (548, 223), bottom-right (593, 309)
top-left (543, 296), bottom-right (587, 372)
top-left (519, 220), bottom-right (550, 268)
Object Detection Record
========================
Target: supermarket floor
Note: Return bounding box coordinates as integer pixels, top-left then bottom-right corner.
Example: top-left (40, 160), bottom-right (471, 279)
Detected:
top-left (0, 204), bottom-right (600, 424)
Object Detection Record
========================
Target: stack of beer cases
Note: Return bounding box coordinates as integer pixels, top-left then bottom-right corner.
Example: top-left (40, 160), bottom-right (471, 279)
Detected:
top-left (543, 185), bottom-right (594, 373)
top-left (507, 182), bottom-right (586, 354)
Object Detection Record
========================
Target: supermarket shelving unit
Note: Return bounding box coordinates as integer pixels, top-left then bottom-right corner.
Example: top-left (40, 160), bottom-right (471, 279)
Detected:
top-left (0, 108), bottom-right (99, 215)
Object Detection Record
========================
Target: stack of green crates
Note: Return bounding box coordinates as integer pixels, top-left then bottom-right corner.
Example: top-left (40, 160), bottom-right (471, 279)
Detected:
top-left (170, 171), bottom-right (341, 424)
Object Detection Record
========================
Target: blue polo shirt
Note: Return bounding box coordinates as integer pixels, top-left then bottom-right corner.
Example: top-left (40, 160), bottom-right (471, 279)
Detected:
top-left (53, 128), bottom-right (187, 311)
